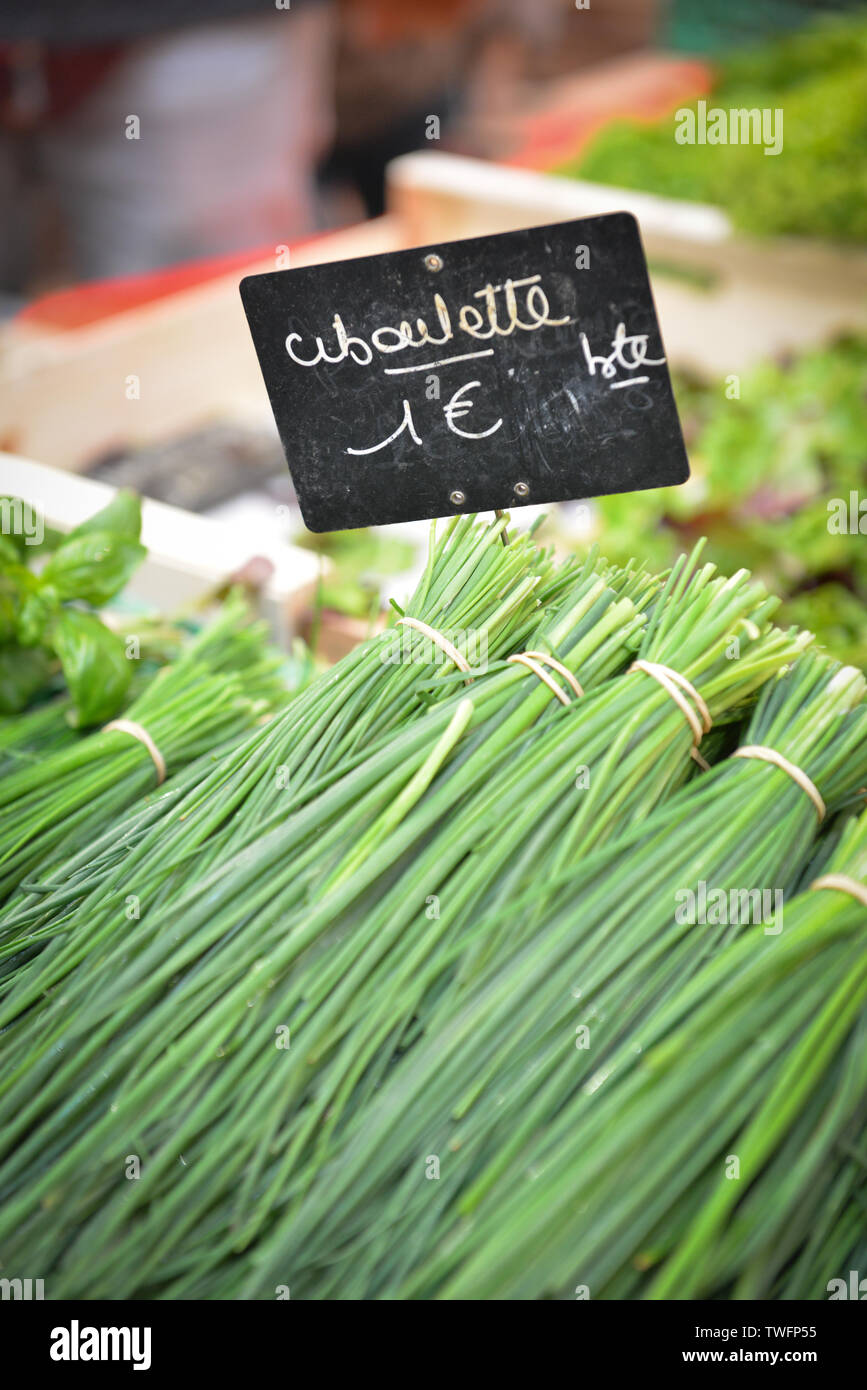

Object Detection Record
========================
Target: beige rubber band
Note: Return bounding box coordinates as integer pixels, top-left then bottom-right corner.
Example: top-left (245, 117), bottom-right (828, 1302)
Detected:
top-left (521, 652), bottom-right (584, 699)
top-left (511, 650), bottom-right (583, 699)
top-left (507, 651), bottom-right (582, 706)
top-left (733, 745), bottom-right (825, 821)
top-left (809, 873), bottom-right (867, 907)
top-left (102, 718), bottom-right (166, 785)
top-left (396, 617), bottom-right (472, 677)
top-left (629, 660), bottom-right (712, 768)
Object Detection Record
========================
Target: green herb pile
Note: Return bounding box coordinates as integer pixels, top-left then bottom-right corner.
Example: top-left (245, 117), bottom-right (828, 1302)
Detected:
top-left (0, 589), bottom-right (288, 903)
top-left (562, 12), bottom-right (867, 243)
top-left (578, 336), bottom-right (867, 667)
top-left (0, 491), bottom-right (146, 723)
top-left (0, 514), bottom-right (864, 1300)
top-left (0, 515), bottom-right (565, 1003)
top-left (278, 656), bottom-right (864, 1300)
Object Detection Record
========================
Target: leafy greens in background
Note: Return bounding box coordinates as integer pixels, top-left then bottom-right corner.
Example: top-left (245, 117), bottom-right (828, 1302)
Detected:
top-left (563, 12), bottom-right (867, 243)
top-left (577, 336), bottom-right (867, 667)
top-left (296, 527), bottom-right (416, 622)
top-left (0, 491), bottom-right (145, 723)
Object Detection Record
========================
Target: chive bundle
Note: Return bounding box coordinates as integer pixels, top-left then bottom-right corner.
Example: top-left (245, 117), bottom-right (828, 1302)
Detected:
top-left (265, 656), bottom-right (864, 1301)
top-left (480, 807), bottom-right (867, 1303)
top-left (0, 517), bottom-right (864, 1303)
top-left (0, 515), bottom-right (557, 978)
top-left (213, 656), bottom-right (861, 1295)
top-left (0, 545), bottom-right (811, 1298)
top-left (0, 591), bottom-right (287, 904)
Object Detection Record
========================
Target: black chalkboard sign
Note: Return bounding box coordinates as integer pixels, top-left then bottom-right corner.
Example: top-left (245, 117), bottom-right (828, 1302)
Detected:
top-left (240, 214), bottom-right (689, 532)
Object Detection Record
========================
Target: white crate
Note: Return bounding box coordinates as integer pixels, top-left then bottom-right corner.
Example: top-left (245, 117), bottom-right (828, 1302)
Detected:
top-left (0, 451), bottom-right (322, 645)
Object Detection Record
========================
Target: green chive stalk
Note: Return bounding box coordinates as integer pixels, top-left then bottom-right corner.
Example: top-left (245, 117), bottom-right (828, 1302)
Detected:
top-left (0, 515), bottom-right (557, 984)
top-left (0, 591), bottom-right (288, 903)
top-left (246, 656), bottom-right (867, 1301)
top-left (0, 549), bottom-right (808, 1297)
top-left (0, 552), bottom-right (652, 1291)
top-left (0, 697), bottom-right (85, 769)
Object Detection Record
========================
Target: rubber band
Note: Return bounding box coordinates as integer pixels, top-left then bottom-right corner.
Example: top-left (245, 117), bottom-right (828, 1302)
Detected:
top-left (521, 652), bottom-right (584, 699)
top-left (102, 718), bottom-right (166, 785)
top-left (733, 745), bottom-right (825, 821)
top-left (396, 617), bottom-right (472, 676)
top-left (809, 873), bottom-right (867, 907)
top-left (629, 660), bottom-right (712, 768)
top-left (507, 651), bottom-right (583, 706)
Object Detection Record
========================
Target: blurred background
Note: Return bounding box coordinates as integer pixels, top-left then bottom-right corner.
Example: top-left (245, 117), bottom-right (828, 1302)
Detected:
top-left (0, 0), bottom-right (865, 670)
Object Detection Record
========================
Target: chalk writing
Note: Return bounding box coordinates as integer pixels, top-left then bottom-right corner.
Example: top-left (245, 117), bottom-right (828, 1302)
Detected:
top-left (240, 213), bottom-right (690, 531)
top-left (287, 275), bottom-right (570, 372)
top-left (343, 318), bottom-right (663, 455)
top-left (580, 323), bottom-right (666, 387)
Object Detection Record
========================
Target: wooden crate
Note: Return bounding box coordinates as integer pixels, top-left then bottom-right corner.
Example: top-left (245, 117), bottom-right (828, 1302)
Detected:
top-left (0, 217), bottom-right (400, 472)
top-left (387, 152), bottom-right (867, 378)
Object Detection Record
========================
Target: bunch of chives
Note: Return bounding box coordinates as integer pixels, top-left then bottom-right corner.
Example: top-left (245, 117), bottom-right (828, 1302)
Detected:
top-left (0, 698), bottom-right (86, 769)
top-left (0, 514), bottom-right (557, 985)
top-left (413, 692), bottom-right (867, 1301)
top-left (0, 616), bottom-right (194, 776)
top-left (243, 655), bottom-right (867, 1301)
top-left (0, 553), bottom-right (653, 1286)
top-left (638, 811), bottom-right (867, 1301)
top-left (0, 549), bottom-right (809, 1297)
top-left (424, 820), bottom-right (867, 1301)
top-left (0, 591), bottom-right (288, 904)
top-left (774, 1110), bottom-right (867, 1299)
top-left (594, 813), bottom-right (867, 1303)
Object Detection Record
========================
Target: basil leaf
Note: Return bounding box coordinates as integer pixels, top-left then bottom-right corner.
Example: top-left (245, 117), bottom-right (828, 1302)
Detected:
top-left (51, 608), bottom-right (131, 726)
top-left (66, 489), bottom-right (142, 544)
top-left (41, 532), bottom-right (146, 606)
top-left (27, 522), bottom-right (65, 556)
top-left (16, 588), bottom-right (59, 647)
top-left (0, 644), bottom-right (54, 714)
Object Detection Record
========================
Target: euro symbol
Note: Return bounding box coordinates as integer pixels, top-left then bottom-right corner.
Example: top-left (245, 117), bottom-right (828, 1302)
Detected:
top-left (443, 380), bottom-right (503, 440)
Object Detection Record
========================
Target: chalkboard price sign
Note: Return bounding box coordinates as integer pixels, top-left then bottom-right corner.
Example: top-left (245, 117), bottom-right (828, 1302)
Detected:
top-left (240, 214), bottom-right (689, 533)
